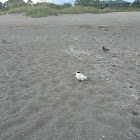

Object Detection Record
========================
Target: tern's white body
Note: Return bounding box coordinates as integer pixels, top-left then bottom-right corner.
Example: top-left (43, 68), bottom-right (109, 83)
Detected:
top-left (76, 73), bottom-right (87, 81)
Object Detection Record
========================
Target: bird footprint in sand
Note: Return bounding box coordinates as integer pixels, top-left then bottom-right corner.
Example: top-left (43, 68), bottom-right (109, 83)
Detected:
top-left (2, 39), bottom-right (8, 44)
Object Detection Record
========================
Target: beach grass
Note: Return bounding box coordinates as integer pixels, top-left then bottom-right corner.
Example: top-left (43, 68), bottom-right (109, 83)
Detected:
top-left (100, 8), bottom-right (116, 13)
top-left (0, 6), bottom-right (140, 18)
top-left (59, 6), bottom-right (116, 14)
top-left (26, 6), bottom-right (58, 17)
top-left (59, 6), bottom-right (100, 14)
top-left (116, 7), bottom-right (140, 12)
top-left (25, 6), bottom-right (116, 17)
top-left (0, 10), bottom-right (7, 15)
top-left (8, 7), bottom-right (27, 14)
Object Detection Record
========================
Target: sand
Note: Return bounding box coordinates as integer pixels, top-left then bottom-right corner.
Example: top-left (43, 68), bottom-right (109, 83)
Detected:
top-left (0, 12), bottom-right (140, 140)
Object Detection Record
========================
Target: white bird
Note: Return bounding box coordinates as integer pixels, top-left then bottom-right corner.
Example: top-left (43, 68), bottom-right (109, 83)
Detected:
top-left (73, 71), bottom-right (88, 81)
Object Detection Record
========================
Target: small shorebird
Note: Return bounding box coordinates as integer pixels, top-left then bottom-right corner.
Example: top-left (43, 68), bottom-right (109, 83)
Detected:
top-left (103, 47), bottom-right (110, 52)
top-left (74, 71), bottom-right (89, 81)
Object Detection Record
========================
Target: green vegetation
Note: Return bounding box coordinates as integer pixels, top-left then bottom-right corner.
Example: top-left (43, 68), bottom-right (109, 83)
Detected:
top-left (26, 6), bottom-right (58, 17)
top-left (8, 7), bottom-right (27, 13)
top-left (24, 6), bottom-right (115, 17)
top-left (116, 7), bottom-right (140, 12)
top-left (75, 0), bottom-right (104, 9)
top-left (59, 6), bottom-right (115, 14)
top-left (0, 0), bottom-right (140, 18)
top-left (132, 0), bottom-right (140, 8)
top-left (60, 6), bottom-right (99, 14)
top-left (0, 2), bottom-right (3, 10)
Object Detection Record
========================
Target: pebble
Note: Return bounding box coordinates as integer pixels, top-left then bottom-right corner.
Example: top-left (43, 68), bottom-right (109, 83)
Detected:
top-left (112, 65), bottom-right (116, 67)
top-left (112, 55), bottom-right (116, 58)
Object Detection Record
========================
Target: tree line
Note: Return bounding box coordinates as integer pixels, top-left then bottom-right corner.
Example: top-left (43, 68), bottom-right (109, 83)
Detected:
top-left (75, 0), bottom-right (140, 8)
top-left (0, 0), bottom-right (73, 10)
top-left (0, 0), bottom-right (140, 11)
top-left (75, 0), bottom-right (103, 8)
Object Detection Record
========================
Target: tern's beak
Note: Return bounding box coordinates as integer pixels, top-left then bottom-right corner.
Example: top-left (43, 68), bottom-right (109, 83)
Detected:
top-left (73, 72), bottom-right (76, 74)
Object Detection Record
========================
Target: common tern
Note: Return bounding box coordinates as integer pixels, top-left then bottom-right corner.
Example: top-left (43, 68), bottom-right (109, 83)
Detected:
top-left (74, 71), bottom-right (89, 81)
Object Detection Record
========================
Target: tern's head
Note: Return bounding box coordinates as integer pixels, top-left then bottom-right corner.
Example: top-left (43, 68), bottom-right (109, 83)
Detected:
top-left (74, 71), bottom-right (80, 74)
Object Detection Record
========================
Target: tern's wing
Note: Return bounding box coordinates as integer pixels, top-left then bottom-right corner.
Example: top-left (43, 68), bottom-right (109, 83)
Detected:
top-left (76, 73), bottom-right (86, 80)
top-left (83, 76), bottom-right (87, 80)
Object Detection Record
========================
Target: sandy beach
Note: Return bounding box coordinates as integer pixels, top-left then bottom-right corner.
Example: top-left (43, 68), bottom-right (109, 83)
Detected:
top-left (0, 12), bottom-right (140, 140)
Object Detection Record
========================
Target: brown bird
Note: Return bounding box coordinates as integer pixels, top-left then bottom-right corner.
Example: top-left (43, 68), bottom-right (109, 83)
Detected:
top-left (103, 47), bottom-right (110, 52)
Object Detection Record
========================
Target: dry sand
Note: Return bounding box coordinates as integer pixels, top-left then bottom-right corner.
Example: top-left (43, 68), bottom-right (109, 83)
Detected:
top-left (0, 12), bottom-right (140, 140)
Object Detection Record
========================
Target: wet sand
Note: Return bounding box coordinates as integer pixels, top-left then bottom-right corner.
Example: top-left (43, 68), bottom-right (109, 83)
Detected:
top-left (0, 12), bottom-right (140, 140)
